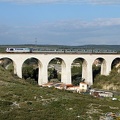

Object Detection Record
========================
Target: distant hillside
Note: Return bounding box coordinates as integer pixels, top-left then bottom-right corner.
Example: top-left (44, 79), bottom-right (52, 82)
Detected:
top-left (82, 45), bottom-right (120, 51)
top-left (0, 44), bottom-right (120, 52)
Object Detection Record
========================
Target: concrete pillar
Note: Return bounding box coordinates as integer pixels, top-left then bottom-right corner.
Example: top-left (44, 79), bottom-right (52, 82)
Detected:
top-left (82, 60), bottom-right (87, 81)
top-left (38, 62), bottom-right (42, 85)
top-left (106, 60), bottom-right (112, 75)
top-left (13, 61), bottom-right (17, 75)
top-left (61, 60), bottom-right (71, 84)
top-left (101, 60), bottom-right (107, 75)
top-left (85, 61), bottom-right (93, 86)
top-left (61, 61), bottom-right (66, 83)
top-left (15, 62), bottom-right (22, 78)
top-left (38, 62), bottom-right (48, 85)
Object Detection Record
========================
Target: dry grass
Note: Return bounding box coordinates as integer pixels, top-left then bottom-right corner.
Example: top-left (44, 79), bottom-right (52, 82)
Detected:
top-left (0, 66), bottom-right (120, 120)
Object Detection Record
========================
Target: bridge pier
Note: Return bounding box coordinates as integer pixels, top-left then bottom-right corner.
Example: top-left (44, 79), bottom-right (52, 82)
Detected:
top-left (86, 62), bottom-right (93, 85)
top-left (16, 62), bottom-right (22, 78)
top-left (38, 63), bottom-right (48, 85)
top-left (106, 60), bottom-right (112, 75)
top-left (61, 61), bottom-right (71, 84)
top-left (82, 61), bottom-right (93, 86)
top-left (101, 59), bottom-right (107, 75)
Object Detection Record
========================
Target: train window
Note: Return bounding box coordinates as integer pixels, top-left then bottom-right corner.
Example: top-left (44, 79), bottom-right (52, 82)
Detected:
top-left (15, 48), bottom-right (23, 50)
top-left (10, 48), bottom-right (14, 51)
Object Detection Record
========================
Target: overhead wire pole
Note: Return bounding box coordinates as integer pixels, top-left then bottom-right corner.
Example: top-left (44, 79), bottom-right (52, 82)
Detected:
top-left (35, 38), bottom-right (37, 48)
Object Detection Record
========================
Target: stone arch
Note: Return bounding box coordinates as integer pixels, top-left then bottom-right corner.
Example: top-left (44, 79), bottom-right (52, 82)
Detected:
top-left (111, 57), bottom-right (120, 69)
top-left (22, 57), bottom-right (42, 83)
top-left (111, 57), bottom-right (120, 74)
top-left (0, 57), bottom-right (16, 75)
top-left (71, 57), bottom-right (87, 85)
top-left (48, 57), bottom-right (66, 83)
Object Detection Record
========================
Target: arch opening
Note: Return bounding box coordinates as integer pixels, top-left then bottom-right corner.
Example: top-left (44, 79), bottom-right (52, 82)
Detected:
top-left (0, 57), bottom-right (15, 75)
top-left (48, 57), bottom-right (65, 83)
top-left (22, 57), bottom-right (40, 84)
top-left (111, 57), bottom-right (120, 73)
top-left (92, 58), bottom-right (106, 83)
top-left (111, 58), bottom-right (120, 69)
top-left (71, 58), bottom-right (87, 86)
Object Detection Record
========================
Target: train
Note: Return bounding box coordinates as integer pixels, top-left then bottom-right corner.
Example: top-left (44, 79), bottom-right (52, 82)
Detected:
top-left (6, 47), bottom-right (118, 54)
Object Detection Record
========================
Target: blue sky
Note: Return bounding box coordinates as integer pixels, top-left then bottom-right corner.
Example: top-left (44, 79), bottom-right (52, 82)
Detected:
top-left (0, 0), bottom-right (120, 45)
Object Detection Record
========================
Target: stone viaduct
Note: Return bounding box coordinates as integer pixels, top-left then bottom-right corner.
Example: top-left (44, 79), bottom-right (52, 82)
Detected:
top-left (0, 53), bottom-right (120, 86)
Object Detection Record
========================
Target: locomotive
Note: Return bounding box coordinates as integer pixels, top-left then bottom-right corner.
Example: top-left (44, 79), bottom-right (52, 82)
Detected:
top-left (6, 48), bottom-right (31, 53)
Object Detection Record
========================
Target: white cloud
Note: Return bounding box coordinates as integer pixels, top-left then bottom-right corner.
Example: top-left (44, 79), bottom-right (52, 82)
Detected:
top-left (88, 0), bottom-right (120, 5)
top-left (39, 18), bottom-right (120, 30)
top-left (0, 18), bottom-right (120, 45)
top-left (0, 0), bottom-right (120, 5)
